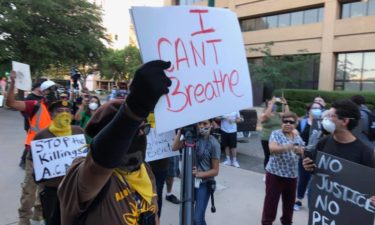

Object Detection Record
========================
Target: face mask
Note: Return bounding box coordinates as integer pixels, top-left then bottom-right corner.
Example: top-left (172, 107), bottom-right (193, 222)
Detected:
top-left (88, 102), bottom-right (98, 111)
top-left (53, 112), bottom-right (72, 128)
top-left (311, 109), bottom-right (322, 119)
top-left (199, 127), bottom-right (211, 135)
top-left (46, 91), bottom-right (58, 105)
top-left (322, 118), bottom-right (336, 133)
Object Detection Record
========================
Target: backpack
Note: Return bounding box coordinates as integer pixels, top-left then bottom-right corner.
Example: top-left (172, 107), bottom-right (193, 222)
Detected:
top-left (360, 109), bottom-right (375, 141)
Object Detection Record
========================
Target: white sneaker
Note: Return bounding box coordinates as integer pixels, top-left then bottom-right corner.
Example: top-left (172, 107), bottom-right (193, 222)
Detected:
top-left (232, 160), bottom-right (240, 168)
top-left (223, 159), bottom-right (231, 166)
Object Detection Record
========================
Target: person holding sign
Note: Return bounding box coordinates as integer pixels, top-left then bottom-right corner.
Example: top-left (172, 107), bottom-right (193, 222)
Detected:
top-left (7, 71), bottom-right (58, 225)
top-left (31, 100), bottom-right (84, 225)
top-left (58, 60), bottom-right (172, 225)
top-left (172, 120), bottom-right (221, 225)
top-left (303, 100), bottom-right (375, 205)
top-left (261, 112), bottom-right (304, 225)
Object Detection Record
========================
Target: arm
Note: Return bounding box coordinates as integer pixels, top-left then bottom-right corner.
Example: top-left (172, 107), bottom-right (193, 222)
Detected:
top-left (6, 71), bottom-right (26, 111)
top-left (269, 140), bottom-right (293, 154)
top-left (74, 99), bottom-right (88, 121)
top-left (194, 159), bottom-right (219, 178)
top-left (260, 97), bottom-right (275, 122)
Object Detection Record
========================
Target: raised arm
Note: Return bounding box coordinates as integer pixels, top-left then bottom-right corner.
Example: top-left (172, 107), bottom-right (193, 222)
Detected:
top-left (6, 71), bottom-right (26, 111)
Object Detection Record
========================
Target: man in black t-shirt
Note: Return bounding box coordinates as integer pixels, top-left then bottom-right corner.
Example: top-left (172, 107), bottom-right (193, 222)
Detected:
top-left (303, 99), bottom-right (375, 205)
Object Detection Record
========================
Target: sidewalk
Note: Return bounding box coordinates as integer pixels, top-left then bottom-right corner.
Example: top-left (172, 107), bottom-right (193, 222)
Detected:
top-left (0, 107), bottom-right (310, 225)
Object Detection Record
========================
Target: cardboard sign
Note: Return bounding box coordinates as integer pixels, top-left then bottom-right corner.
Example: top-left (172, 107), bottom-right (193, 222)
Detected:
top-left (145, 128), bottom-right (178, 162)
top-left (308, 152), bottom-right (375, 225)
top-left (31, 134), bottom-right (87, 181)
top-left (131, 6), bottom-right (253, 133)
top-left (12, 61), bottom-right (32, 91)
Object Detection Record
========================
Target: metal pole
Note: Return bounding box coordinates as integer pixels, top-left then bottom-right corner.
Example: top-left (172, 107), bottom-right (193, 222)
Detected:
top-left (179, 128), bottom-right (196, 225)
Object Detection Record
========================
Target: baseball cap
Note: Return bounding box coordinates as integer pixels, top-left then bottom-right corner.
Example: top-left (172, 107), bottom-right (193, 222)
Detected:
top-left (40, 80), bottom-right (56, 91)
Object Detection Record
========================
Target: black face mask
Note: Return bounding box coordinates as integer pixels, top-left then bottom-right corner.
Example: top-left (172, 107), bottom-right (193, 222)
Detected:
top-left (45, 91), bottom-right (59, 106)
top-left (118, 134), bottom-right (147, 172)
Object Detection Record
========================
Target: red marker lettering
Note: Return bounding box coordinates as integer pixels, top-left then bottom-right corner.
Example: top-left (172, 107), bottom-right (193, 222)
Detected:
top-left (190, 41), bottom-right (206, 67)
top-left (190, 9), bottom-right (215, 36)
top-left (175, 38), bottom-right (190, 71)
top-left (158, 38), bottom-right (174, 72)
top-left (206, 39), bottom-right (222, 64)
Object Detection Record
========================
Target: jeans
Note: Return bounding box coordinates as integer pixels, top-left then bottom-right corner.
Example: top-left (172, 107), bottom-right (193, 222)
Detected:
top-left (194, 182), bottom-right (210, 225)
top-left (297, 158), bottom-right (311, 200)
top-left (153, 169), bottom-right (167, 218)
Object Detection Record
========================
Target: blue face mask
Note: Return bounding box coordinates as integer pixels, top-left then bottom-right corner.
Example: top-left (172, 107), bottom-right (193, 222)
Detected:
top-left (311, 109), bottom-right (322, 119)
top-left (272, 105), bottom-right (277, 112)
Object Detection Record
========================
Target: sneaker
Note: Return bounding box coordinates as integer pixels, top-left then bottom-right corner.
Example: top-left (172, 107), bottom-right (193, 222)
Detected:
top-left (223, 159), bottom-right (231, 166)
top-left (293, 201), bottom-right (302, 211)
top-left (166, 194), bottom-right (180, 204)
top-left (232, 160), bottom-right (240, 168)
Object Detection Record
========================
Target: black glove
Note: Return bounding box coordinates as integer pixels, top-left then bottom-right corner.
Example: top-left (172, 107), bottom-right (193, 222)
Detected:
top-left (126, 60), bottom-right (172, 118)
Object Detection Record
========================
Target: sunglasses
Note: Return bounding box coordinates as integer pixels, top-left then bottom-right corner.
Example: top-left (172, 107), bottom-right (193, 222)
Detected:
top-left (282, 120), bottom-right (296, 125)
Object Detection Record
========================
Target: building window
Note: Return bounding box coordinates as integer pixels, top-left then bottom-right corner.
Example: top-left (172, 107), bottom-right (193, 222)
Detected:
top-left (178, 0), bottom-right (204, 5)
top-left (240, 6), bottom-right (324, 32)
top-left (335, 52), bottom-right (375, 91)
top-left (341, 0), bottom-right (375, 19)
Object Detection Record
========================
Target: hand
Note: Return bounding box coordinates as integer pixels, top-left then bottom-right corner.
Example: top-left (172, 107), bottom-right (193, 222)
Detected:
top-left (281, 97), bottom-right (287, 105)
top-left (192, 166), bottom-right (198, 177)
top-left (371, 196), bottom-right (375, 206)
top-left (126, 60), bottom-right (172, 118)
top-left (302, 157), bottom-right (316, 172)
top-left (10, 71), bottom-right (16, 82)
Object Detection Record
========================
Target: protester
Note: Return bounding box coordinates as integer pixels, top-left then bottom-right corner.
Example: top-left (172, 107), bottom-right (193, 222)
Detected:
top-left (165, 155), bottom-right (181, 204)
top-left (32, 100), bottom-right (84, 225)
top-left (6, 72), bottom-right (57, 225)
top-left (19, 82), bottom-right (44, 169)
top-left (172, 119), bottom-right (220, 225)
top-left (303, 100), bottom-right (375, 207)
top-left (313, 96), bottom-right (326, 108)
top-left (58, 60), bottom-right (172, 225)
top-left (260, 96), bottom-right (290, 175)
top-left (220, 111), bottom-right (243, 168)
top-left (0, 76), bottom-right (7, 95)
top-left (261, 111), bottom-right (304, 225)
top-left (350, 95), bottom-right (375, 149)
top-left (74, 95), bottom-right (101, 129)
top-left (294, 102), bottom-right (324, 211)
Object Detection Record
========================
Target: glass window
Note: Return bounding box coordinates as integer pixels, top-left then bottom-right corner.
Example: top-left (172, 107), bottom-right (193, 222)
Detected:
top-left (304, 9), bottom-right (318, 24)
top-left (368, 0), bottom-right (375, 16)
top-left (344, 81), bottom-right (361, 91)
top-left (291, 11), bottom-right (303, 26)
top-left (241, 19), bottom-right (256, 32)
top-left (255, 17), bottom-right (267, 30)
top-left (266, 15), bottom-right (278, 29)
top-left (346, 53), bottom-right (363, 80)
top-left (336, 54), bottom-right (346, 80)
top-left (341, 4), bottom-right (350, 19)
top-left (278, 13), bottom-right (290, 27)
top-left (363, 52), bottom-right (375, 80)
top-left (317, 8), bottom-right (324, 22)
top-left (362, 82), bottom-right (375, 91)
top-left (350, 1), bottom-right (367, 18)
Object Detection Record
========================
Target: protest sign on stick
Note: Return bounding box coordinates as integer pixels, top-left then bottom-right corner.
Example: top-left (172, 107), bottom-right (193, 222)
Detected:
top-left (31, 134), bottom-right (87, 181)
top-left (145, 128), bottom-right (178, 162)
top-left (12, 61), bottom-right (32, 91)
top-left (131, 6), bottom-right (253, 133)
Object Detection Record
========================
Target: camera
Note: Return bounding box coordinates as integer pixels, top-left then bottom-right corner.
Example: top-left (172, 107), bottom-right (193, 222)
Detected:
top-left (138, 211), bottom-right (155, 225)
top-left (275, 97), bottom-right (281, 102)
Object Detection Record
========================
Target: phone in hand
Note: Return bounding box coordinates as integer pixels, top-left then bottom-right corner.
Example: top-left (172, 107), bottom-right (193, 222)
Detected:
top-left (275, 97), bottom-right (281, 102)
top-left (304, 149), bottom-right (314, 159)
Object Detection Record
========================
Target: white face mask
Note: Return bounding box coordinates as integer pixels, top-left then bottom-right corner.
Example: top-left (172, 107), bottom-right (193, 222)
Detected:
top-left (311, 109), bottom-right (322, 119)
top-left (322, 118), bottom-right (336, 133)
top-left (88, 102), bottom-right (98, 111)
top-left (199, 127), bottom-right (211, 135)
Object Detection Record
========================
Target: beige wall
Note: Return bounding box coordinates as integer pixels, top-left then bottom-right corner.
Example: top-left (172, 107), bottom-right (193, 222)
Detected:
top-left (167, 0), bottom-right (375, 91)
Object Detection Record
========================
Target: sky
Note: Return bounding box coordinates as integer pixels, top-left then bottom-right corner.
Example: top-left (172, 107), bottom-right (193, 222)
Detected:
top-left (99, 0), bottom-right (165, 49)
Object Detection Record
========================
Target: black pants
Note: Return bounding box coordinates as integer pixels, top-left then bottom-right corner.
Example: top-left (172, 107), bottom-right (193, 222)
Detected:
top-left (39, 186), bottom-right (58, 225)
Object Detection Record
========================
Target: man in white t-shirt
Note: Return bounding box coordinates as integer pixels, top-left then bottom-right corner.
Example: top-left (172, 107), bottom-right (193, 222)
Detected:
top-left (220, 111), bottom-right (243, 168)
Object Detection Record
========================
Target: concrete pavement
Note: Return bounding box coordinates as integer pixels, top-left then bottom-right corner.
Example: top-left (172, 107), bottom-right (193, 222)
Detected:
top-left (0, 107), bottom-right (309, 225)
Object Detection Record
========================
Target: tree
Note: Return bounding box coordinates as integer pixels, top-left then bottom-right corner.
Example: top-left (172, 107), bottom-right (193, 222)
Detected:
top-left (248, 42), bottom-right (319, 91)
top-left (0, 0), bottom-right (108, 77)
top-left (100, 46), bottom-right (141, 82)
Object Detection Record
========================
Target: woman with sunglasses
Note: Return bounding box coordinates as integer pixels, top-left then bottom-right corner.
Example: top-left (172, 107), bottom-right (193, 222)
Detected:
top-left (172, 119), bottom-right (221, 225)
top-left (261, 111), bottom-right (304, 225)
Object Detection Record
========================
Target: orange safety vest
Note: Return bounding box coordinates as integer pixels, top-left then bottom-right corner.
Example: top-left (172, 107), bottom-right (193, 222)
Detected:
top-left (25, 100), bottom-right (52, 146)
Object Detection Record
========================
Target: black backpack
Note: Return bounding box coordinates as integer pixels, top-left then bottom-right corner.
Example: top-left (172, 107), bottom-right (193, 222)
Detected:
top-left (360, 109), bottom-right (375, 141)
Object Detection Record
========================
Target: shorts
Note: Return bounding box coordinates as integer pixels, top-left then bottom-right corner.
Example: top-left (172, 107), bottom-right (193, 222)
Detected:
top-left (167, 155), bottom-right (180, 177)
top-left (220, 130), bottom-right (237, 148)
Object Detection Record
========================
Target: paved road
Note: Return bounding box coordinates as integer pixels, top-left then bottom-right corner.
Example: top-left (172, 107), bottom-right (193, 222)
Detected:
top-left (0, 107), bottom-right (310, 225)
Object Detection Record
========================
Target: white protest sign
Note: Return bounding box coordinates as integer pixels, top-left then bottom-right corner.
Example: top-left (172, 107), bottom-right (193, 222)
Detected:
top-left (31, 134), bottom-right (87, 181)
top-left (12, 61), bottom-right (32, 91)
top-left (131, 6), bottom-right (253, 133)
top-left (145, 128), bottom-right (178, 162)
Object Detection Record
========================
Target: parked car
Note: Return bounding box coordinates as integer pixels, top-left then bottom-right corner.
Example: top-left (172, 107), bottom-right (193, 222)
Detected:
top-left (94, 89), bottom-right (106, 95)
